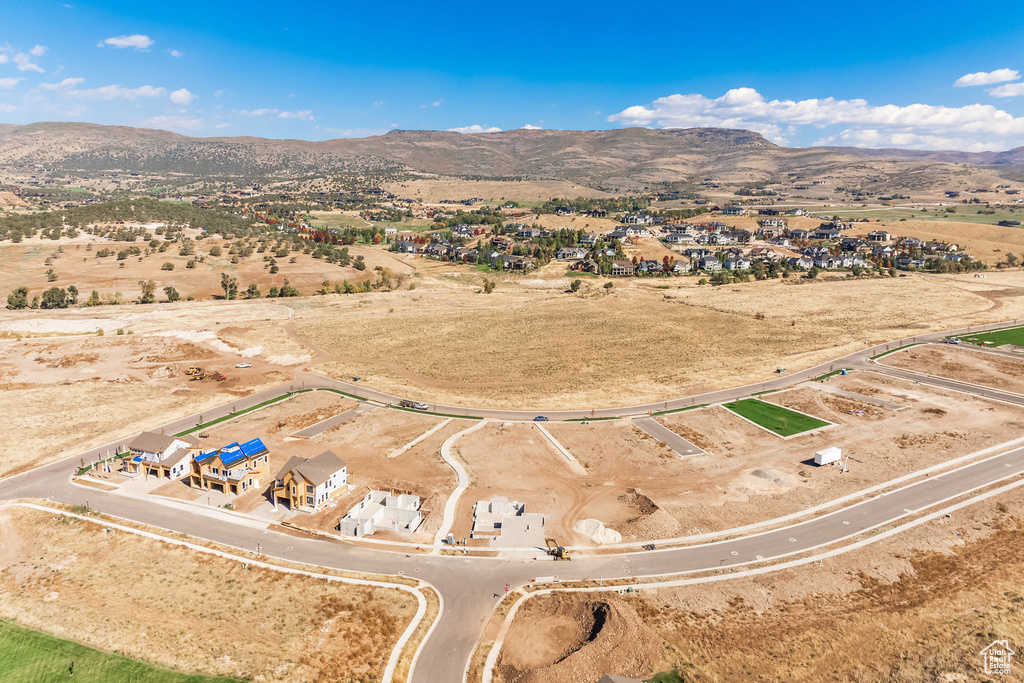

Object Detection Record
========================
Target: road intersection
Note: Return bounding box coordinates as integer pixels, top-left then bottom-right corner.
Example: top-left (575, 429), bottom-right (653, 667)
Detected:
top-left (2, 320), bottom-right (1023, 682)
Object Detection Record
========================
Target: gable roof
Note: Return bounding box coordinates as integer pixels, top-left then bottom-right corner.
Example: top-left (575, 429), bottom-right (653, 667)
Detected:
top-left (128, 431), bottom-right (177, 454)
top-left (276, 450), bottom-right (347, 486)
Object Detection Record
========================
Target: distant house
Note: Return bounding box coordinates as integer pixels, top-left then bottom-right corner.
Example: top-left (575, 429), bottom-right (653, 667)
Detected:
top-left (788, 208), bottom-right (808, 216)
top-left (189, 438), bottom-right (271, 496)
top-left (571, 258), bottom-right (599, 273)
top-left (813, 226), bottom-right (841, 240)
top-left (395, 240), bottom-right (419, 253)
top-left (867, 230), bottom-right (890, 242)
top-left (624, 225), bottom-right (653, 238)
top-left (556, 246), bottom-right (588, 260)
top-left (672, 260), bottom-right (692, 273)
top-left (638, 259), bottom-right (664, 274)
top-left (721, 205), bottom-right (746, 216)
top-left (122, 431), bottom-right (202, 480)
top-left (789, 229), bottom-right (811, 240)
top-left (724, 257), bottom-right (751, 271)
top-left (384, 227), bottom-right (398, 235)
top-left (580, 232), bottom-right (600, 245)
top-left (272, 450), bottom-right (348, 511)
top-left (516, 227), bottom-right (544, 239)
top-left (663, 233), bottom-right (693, 244)
top-left (788, 256), bottom-right (813, 269)
top-left (622, 214), bottom-right (654, 225)
top-left (554, 206), bottom-right (576, 216)
top-left (697, 256), bottom-right (722, 271)
top-left (611, 260), bottom-right (635, 276)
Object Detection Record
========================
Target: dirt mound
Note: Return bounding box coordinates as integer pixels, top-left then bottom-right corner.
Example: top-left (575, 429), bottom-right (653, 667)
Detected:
top-left (751, 469), bottom-right (789, 485)
top-left (573, 519), bottom-right (622, 545)
top-left (618, 488), bottom-right (679, 539)
top-left (498, 598), bottom-right (664, 683)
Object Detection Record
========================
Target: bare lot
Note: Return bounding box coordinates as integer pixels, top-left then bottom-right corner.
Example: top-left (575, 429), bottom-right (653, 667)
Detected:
top-left (0, 335), bottom-right (292, 478)
top-left (0, 505), bottom-right (412, 683)
top-left (881, 343), bottom-right (1024, 394)
top-left (496, 488), bottom-right (1024, 683)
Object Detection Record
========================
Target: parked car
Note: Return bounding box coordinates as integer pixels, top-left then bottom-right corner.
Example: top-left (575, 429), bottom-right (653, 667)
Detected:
top-left (413, 402), bottom-right (429, 411)
top-left (534, 416), bottom-right (549, 422)
top-left (236, 362), bottom-right (252, 368)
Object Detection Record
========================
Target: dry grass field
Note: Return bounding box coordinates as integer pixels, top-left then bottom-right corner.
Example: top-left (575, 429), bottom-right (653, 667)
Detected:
top-left (497, 487), bottom-right (1024, 683)
top-left (299, 271), bottom-right (1024, 409)
top-left (849, 219), bottom-right (1024, 264)
top-left (383, 177), bottom-right (610, 203)
top-left (0, 505), bottom-right (413, 683)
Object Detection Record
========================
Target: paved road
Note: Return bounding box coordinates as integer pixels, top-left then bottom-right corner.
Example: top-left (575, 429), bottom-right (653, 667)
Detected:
top-left (632, 418), bottom-right (705, 456)
top-left (3, 319), bottom-right (1024, 682)
top-left (870, 365), bottom-right (1024, 407)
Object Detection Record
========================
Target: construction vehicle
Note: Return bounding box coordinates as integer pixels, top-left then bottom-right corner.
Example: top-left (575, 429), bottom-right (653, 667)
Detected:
top-left (185, 367), bottom-right (203, 375)
top-left (190, 373), bottom-right (206, 381)
top-left (545, 538), bottom-right (571, 560)
top-left (214, 373), bottom-right (227, 382)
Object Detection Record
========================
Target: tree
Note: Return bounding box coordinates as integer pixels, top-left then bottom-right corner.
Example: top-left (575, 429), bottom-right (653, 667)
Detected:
top-left (209, 246), bottom-right (222, 257)
top-left (178, 238), bottom-right (195, 256)
top-left (267, 286), bottom-right (280, 298)
top-left (186, 259), bottom-right (197, 269)
top-left (30, 294), bottom-right (40, 309)
top-left (6, 286), bottom-right (28, 309)
top-left (46, 268), bottom-right (58, 282)
top-left (570, 279), bottom-right (582, 293)
top-left (40, 287), bottom-right (68, 309)
top-left (482, 278), bottom-right (496, 294)
top-left (220, 273), bottom-right (238, 300)
top-left (279, 278), bottom-right (299, 297)
top-left (67, 285), bottom-right (79, 305)
top-left (161, 262), bottom-right (175, 271)
top-left (1006, 252), bottom-right (1019, 267)
top-left (164, 286), bottom-right (180, 302)
top-left (246, 283), bottom-right (261, 299)
top-left (139, 279), bottom-right (156, 304)
top-left (604, 281), bottom-right (613, 291)
top-left (86, 290), bottom-right (101, 306)
top-left (806, 266), bottom-right (821, 279)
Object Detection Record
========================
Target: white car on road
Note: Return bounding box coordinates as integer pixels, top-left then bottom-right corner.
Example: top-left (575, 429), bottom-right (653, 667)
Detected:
top-left (236, 362), bottom-right (252, 368)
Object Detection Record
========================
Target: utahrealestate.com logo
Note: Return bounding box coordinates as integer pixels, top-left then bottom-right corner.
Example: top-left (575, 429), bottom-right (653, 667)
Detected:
top-left (981, 640), bottom-right (1015, 675)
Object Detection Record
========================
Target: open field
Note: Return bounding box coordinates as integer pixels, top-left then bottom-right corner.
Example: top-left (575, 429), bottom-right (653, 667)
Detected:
top-left (0, 621), bottom-right (240, 683)
top-left (959, 325), bottom-right (1024, 347)
top-left (0, 505), bottom-right (414, 682)
top-left (300, 271), bottom-right (1024, 409)
top-left (497, 485), bottom-right (1024, 682)
top-left (833, 205), bottom-right (1024, 225)
top-left (847, 219), bottom-right (1024, 264)
top-left (382, 177), bottom-right (611, 203)
top-left (721, 398), bottom-right (830, 437)
top-left (881, 344), bottom-right (1024, 394)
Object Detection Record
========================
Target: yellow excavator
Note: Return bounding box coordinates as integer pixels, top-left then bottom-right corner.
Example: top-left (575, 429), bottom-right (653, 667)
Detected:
top-left (190, 372), bottom-right (207, 381)
top-left (545, 538), bottom-right (571, 560)
top-left (185, 367), bottom-right (203, 375)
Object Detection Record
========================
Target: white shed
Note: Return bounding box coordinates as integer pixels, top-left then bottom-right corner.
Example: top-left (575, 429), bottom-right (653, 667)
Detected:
top-left (814, 447), bottom-right (842, 466)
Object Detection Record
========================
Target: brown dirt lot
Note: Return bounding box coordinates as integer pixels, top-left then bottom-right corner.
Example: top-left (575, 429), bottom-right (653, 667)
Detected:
top-left (298, 410), bottom-right (458, 540)
top-left (497, 488), bottom-right (1024, 683)
top-left (649, 375), bottom-right (1024, 533)
top-left (0, 335), bottom-right (292, 478)
top-left (0, 505), bottom-right (413, 683)
top-left (881, 343), bottom-right (1024, 394)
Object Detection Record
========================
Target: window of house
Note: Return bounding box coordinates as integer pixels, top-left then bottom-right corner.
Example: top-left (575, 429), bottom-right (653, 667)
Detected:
top-left (306, 484), bottom-right (314, 494)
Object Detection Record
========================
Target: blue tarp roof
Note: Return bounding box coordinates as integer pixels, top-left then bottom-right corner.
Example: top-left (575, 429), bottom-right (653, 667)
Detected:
top-left (195, 438), bottom-right (267, 466)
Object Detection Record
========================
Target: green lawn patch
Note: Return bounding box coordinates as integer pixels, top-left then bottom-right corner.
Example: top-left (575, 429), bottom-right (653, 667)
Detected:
top-left (646, 670), bottom-right (685, 683)
top-left (0, 620), bottom-right (241, 683)
top-left (959, 326), bottom-right (1024, 348)
top-left (871, 343), bottom-right (920, 360)
top-left (722, 399), bottom-right (830, 437)
top-left (650, 404), bottom-right (708, 417)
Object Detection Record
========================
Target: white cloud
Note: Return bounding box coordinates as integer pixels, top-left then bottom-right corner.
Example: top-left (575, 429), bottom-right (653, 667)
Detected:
top-left (447, 125), bottom-right (502, 134)
top-left (989, 82), bottom-right (1024, 98)
top-left (522, 124), bottom-right (542, 130)
top-left (954, 68), bottom-right (1020, 87)
top-left (169, 49), bottom-right (183, 58)
top-left (215, 122), bottom-right (230, 129)
top-left (238, 108), bottom-right (279, 116)
top-left (278, 109), bottom-right (313, 120)
top-left (99, 34), bottom-right (153, 50)
top-left (0, 103), bottom-right (15, 113)
top-left (0, 55), bottom-right (7, 64)
top-left (609, 87), bottom-right (1024, 150)
top-left (70, 84), bottom-right (167, 100)
top-left (0, 77), bottom-right (24, 89)
top-left (13, 53), bottom-right (44, 73)
top-left (146, 115), bottom-right (203, 131)
top-left (30, 45), bottom-right (47, 57)
top-left (39, 77), bottom-right (84, 90)
top-left (169, 88), bottom-right (196, 106)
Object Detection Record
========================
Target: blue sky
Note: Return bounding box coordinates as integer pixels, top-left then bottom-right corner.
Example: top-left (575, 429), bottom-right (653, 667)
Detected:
top-left (1, 0), bottom-right (1024, 151)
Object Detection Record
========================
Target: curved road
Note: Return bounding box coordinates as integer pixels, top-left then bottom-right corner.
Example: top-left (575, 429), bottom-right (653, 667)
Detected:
top-left (2, 320), bottom-right (1023, 682)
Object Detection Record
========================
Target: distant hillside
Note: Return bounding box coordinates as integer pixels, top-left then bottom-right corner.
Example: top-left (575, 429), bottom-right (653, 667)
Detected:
top-left (0, 122), bottom-right (1021, 191)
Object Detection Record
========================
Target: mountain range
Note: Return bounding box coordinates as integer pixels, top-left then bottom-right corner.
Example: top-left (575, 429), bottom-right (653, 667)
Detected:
top-left (0, 122), bottom-right (1021, 190)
